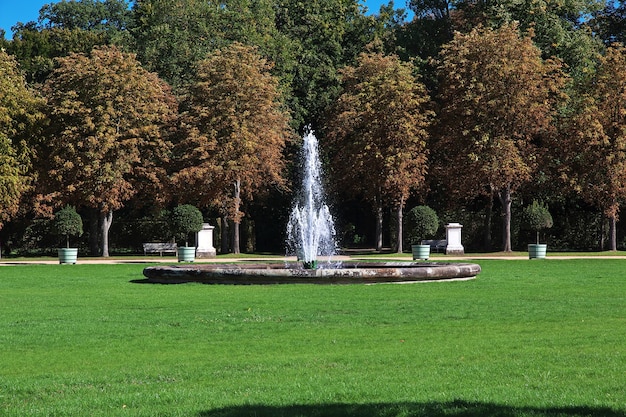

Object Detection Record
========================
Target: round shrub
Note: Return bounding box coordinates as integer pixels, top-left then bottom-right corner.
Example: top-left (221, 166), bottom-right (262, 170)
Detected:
top-left (524, 201), bottom-right (553, 244)
top-left (171, 204), bottom-right (204, 247)
top-left (52, 206), bottom-right (83, 248)
top-left (406, 205), bottom-right (439, 244)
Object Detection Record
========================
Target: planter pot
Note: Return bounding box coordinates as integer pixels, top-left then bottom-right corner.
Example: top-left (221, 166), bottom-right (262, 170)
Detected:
top-left (58, 248), bottom-right (78, 264)
top-left (412, 244), bottom-right (431, 260)
top-left (178, 246), bottom-right (196, 262)
top-left (528, 244), bottom-right (547, 259)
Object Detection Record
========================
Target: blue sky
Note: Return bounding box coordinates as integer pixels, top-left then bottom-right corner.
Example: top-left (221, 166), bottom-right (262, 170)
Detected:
top-left (0, 0), bottom-right (411, 39)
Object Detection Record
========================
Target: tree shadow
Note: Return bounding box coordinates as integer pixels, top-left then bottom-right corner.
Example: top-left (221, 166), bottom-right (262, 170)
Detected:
top-left (198, 400), bottom-right (625, 417)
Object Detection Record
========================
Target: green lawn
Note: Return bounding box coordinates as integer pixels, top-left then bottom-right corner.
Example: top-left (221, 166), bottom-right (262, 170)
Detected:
top-left (0, 260), bottom-right (624, 416)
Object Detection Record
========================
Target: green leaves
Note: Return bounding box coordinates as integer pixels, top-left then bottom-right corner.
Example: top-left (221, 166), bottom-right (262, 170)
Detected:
top-left (171, 204), bottom-right (203, 246)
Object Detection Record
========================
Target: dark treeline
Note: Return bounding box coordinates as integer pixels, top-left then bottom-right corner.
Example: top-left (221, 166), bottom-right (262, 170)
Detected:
top-left (2, 0), bottom-right (626, 255)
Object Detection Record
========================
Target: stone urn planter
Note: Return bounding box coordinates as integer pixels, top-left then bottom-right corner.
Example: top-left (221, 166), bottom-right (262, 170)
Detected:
top-left (528, 244), bottom-right (547, 259)
top-left (177, 246), bottom-right (197, 262)
top-left (58, 248), bottom-right (79, 264)
top-left (52, 206), bottom-right (83, 265)
top-left (411, 244), bottom-right (431, 260)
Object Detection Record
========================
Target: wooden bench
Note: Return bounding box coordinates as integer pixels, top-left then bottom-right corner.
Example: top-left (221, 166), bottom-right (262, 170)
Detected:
top-left (421, 239), bottom-right (447, 253)
top-left (143, 242), bottom-right (177, 256)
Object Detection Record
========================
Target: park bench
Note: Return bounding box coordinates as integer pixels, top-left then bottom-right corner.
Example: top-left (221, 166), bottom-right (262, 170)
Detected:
top-left (143, 242), bottom-right (177, 256)
top-left (421, 239), bottom-right (447, 253)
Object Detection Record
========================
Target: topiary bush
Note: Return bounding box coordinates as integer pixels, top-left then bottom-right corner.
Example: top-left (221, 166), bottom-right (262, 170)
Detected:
top-left (52, 206), bottom-right (83, 248)
top-left (406, 205), bottom-right (439, 244)
top-left (171, 205), bottom-right (204, 247)
top-left (523, 200), bottom-right (553, 244)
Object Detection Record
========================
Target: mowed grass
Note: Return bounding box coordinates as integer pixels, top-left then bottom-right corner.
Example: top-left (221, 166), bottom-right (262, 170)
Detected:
top-left (0, 260), bottom-right (624, 417)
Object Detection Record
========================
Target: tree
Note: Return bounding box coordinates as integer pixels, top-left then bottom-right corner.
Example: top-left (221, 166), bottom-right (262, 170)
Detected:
top-left (38, 0), bottom-right (132, 34)
top-left (274, 0), bottom-right (375, 129)
top-left (131, 0), bottom-right (292, 94)
top-left (561, 44), bottom-right (626, 250)
top-left (523, 200), bottom-right (553, 245)
top-left (7, 25), bottom-right (107, 83)
top-left (325, 51), bottom-right (432, 252)
top-left (173, 43), bottom-right (293, 254)
top-left (435, 23), bottom-right (567, 252)
top-left (171, 204), bottom-right (203, 247)
top-left (591, 1), bottom-right (626, 45)
top-left (0, 50), bottom-right (44, 228)
top-left (6, 0), bottom-right (132, 84)
top-left (37, 45), bottom-right (177, 256)
top-left (51, 205), bottom-right (83, 248)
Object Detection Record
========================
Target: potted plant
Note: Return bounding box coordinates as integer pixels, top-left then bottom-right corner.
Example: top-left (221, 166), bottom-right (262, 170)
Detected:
top-left (406, 205), bottom-right (439, 260)
top-left (52, 206), bottom-right (83, 264)
top-left (523, 200), bottom-right (553, 259)
top-left (171, 204), bottom-right (204, 262)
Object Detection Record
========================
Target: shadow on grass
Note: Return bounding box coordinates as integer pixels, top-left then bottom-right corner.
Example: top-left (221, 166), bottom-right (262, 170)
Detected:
top-left (198, 400), bottom-right (625, 417)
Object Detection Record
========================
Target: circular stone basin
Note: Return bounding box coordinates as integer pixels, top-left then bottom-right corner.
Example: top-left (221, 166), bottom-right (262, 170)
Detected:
top-left (143, 261), bottom-right (481, 285)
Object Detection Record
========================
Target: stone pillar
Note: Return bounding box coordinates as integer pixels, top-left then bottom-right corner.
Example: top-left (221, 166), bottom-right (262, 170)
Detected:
top-left (445, 223), bottom-right (464, 255)
top-left (196, 223), bottom-right (216, 258)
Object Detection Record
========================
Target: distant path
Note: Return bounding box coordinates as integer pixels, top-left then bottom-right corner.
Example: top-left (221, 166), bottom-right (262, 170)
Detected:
top-left (2, 253), bottom-right (626, 265)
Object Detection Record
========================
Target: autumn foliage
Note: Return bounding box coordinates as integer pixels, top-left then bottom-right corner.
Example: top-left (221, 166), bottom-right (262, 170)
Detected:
top-left (325, 50), bottom-right (432, 252)
top-left (435, 23), bottom-right (567, 251)
top-left (173, 43), bottom-right (293, 253)
top-left (37, 45), bottom-right (177, 256)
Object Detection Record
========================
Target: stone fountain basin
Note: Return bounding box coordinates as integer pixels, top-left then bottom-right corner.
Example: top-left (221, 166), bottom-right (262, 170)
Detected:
top-left (143, 261), bottom-right (481, 285)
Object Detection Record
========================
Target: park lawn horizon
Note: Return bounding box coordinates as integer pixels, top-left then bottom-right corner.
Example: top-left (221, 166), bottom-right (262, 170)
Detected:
top-left (0, 260), bottom-right (624, 416)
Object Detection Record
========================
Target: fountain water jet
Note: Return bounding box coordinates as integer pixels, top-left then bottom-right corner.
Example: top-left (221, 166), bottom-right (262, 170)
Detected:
top-left (286, 131), bottom-right (336, 269)
top-left (143, 130), bottom-right (481, 284)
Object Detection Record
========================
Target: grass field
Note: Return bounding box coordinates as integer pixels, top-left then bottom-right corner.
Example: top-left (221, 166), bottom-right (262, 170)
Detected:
top-left (0, 260), bottom-right (624, 416)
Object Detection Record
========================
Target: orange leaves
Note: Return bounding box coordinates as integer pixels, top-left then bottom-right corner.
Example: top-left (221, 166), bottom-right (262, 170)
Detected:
top-left (38, 45), bottom-right (177, 213)
top-left (436, 23), bottom-right (566, 197)
top-left (563, 44), bottom-right (626, 220)
top-left (326, 51), bottom-right (432, 207)
top-left (173, 42), bottom-right (293, 217)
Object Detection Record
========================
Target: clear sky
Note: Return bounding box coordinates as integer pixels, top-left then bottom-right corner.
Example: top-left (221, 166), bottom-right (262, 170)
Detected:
top-left (0, 0), bottom-right (411, 39)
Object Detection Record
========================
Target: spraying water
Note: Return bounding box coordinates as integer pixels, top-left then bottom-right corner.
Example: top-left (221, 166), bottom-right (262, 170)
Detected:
top-left (286, 130), bottom-right (337, 268)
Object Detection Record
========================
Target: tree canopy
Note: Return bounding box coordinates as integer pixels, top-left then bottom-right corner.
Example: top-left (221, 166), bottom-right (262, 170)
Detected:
top-left (325, 50), bottom-right (432, 252)
top-left (3, 0), bottom-right (626, 254)
top-left (561, 44), bottom-right (626, 250)
top-left (37, 45), bottom-right (177, 256)
top-left (173, 42), bottom-right (294, 253)
top-left (0, 50), bottom-right (44, 228)
top-left (435, 23), bottom-right (567, 252)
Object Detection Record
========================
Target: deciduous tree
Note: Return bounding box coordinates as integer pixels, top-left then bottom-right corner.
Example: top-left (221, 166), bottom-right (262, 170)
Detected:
top-left (173, 43), bottom-right (293, 254)
top-left (0, 50), bottom-right (44, 228)
top-left (435, 23), bottom-right (567, 252)
top-left (38, 45), bottom-right (177, 256)
top-left (275, 0), bottom-right (375, 129)
top-left (325, 51), bottom-right (432, 252)
top-left (6, 0), bottom-right (131, 83)
top-left (131, 0), bottom-right (292, 94)
top-left (561, 44), bottom-right (626, 250)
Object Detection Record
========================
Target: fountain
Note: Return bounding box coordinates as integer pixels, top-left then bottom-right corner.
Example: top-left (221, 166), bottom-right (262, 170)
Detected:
top-left (143, 131), bottom-right (481, 284)
top-left (286, 131), bottom-right (337, 269)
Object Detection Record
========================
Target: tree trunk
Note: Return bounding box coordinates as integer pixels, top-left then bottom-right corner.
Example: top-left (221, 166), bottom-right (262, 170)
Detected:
top-left (100, 209), bottom-right (113, 257)
top-left (609, 213), bottom-right (617, 251)
top-left (396, 202), bottom-right (403, 254)
top-left (232, 179), bottom-right (241, 254)
top-left (498, 187), bottom-right (513, 252)
top-left (375, 202), bottom-right (383, 252)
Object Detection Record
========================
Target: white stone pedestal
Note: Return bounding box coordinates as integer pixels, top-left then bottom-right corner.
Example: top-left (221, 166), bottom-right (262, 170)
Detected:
top-left (445, 223), bottom-right (464, 255)
top-left (196, 223), bottom-right (216, 258)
